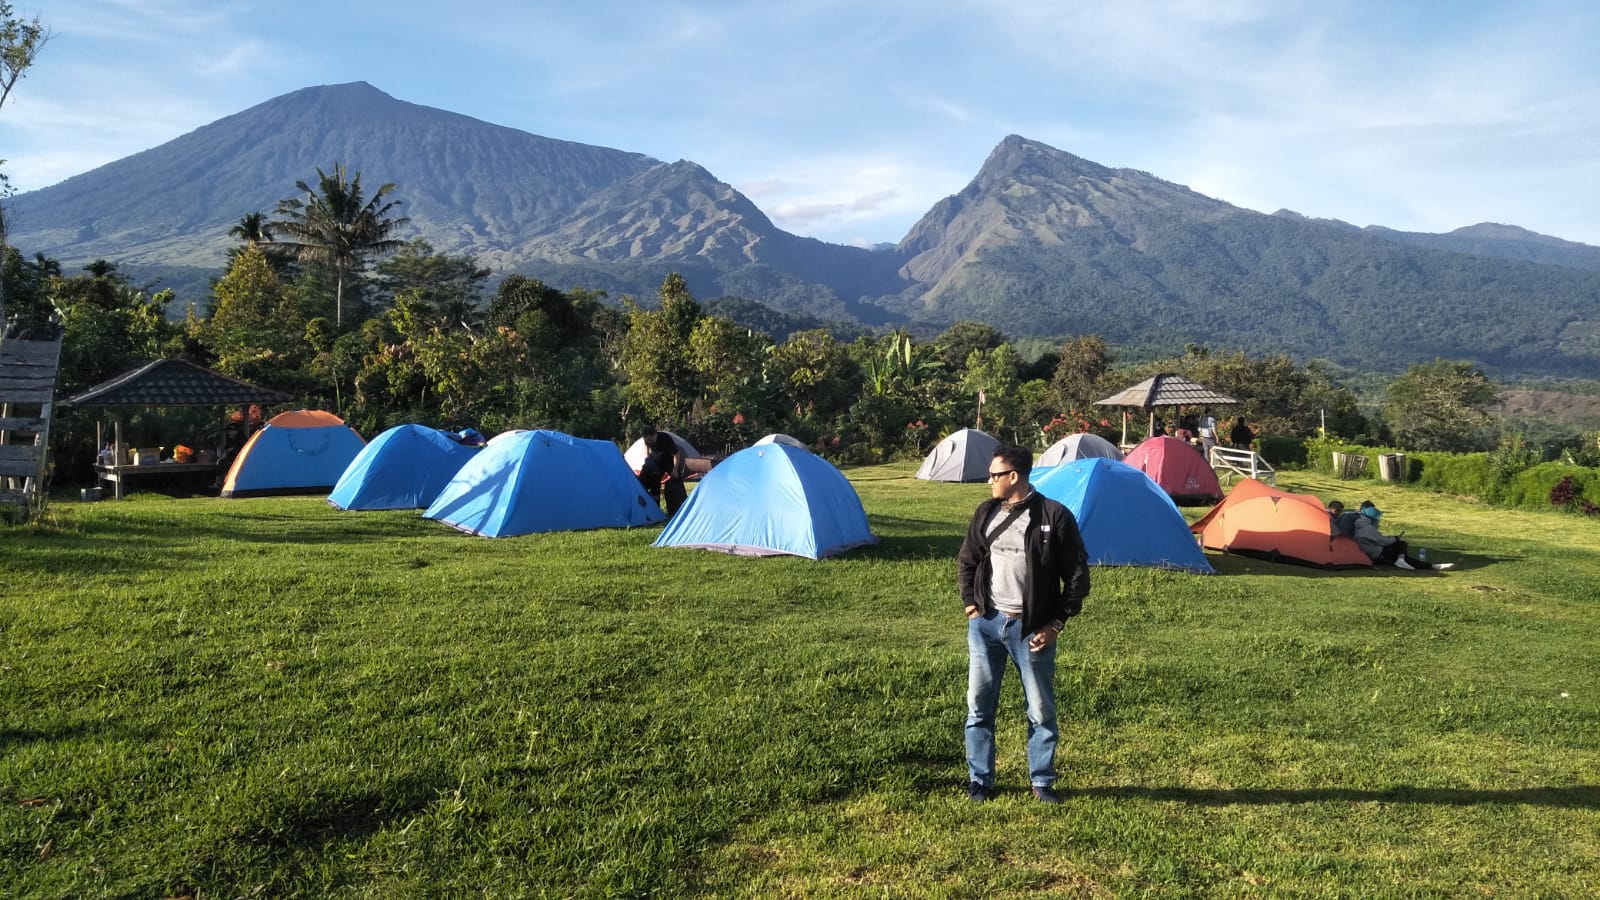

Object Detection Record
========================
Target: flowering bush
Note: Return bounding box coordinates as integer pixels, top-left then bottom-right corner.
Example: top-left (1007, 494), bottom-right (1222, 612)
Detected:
top-left (1550, 475), bottom-right (1579, 511)
top-left (1043, 410), bottom-right (1118, 444)
top-left (905, 418), bottom-right (930, 452)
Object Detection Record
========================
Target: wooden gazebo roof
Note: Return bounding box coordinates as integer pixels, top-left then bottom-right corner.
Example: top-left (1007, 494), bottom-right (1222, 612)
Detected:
top-left (1096, 373), bottom-right (1237, 409)
top-left (62, 359), bottom-right (293, 408)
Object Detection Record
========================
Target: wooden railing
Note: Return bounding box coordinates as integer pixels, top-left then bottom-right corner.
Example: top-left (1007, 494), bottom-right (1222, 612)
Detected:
top-left (1209, 445), bottom-right (1276, 485)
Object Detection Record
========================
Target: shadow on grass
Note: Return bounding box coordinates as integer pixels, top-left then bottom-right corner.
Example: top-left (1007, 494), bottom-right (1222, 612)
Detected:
top-left (856, 514), bottom-right (965, 561)
top-left (1, 509), bottom-right (447, 577)
top-left (1201, 551), bottom-right (1498, 579)
top-left (1067, 784), bottom-right (1600, 809)
top-left (0, 720), bottom-right (158, 748)
top-left (242, 770), bottom-right (449, 851)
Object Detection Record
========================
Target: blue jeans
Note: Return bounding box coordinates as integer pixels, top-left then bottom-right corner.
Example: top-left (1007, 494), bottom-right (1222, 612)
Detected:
top-left (966, 609), bottom-right (1058, 788)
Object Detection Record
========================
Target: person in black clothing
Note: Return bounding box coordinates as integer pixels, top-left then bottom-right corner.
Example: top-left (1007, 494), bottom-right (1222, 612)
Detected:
top-left (638, 425), bottom-right (687, 517)
top-left (1229, 417), bottom-right (1255, 448)
top-left (957, 444), bottom-right (1090, 804)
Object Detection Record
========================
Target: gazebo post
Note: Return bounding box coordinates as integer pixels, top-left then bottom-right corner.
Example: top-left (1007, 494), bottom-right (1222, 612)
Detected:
top-left (113, 419), bottom-right (125, 499)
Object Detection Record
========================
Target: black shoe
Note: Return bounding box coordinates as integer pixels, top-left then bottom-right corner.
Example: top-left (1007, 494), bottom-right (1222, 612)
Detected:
top-left (1032, 785), bottom-right (1061, 804)
top-left (967, 781), bottom-right (994, 803)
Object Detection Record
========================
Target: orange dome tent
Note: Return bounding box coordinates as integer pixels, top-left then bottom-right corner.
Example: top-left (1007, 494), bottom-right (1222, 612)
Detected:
top-left (1190, 478), bottom-right (1372, 568)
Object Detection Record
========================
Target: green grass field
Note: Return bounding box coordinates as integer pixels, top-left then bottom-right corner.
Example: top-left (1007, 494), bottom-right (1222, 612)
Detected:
top-left (2, 465), bottom-right (1597, 897)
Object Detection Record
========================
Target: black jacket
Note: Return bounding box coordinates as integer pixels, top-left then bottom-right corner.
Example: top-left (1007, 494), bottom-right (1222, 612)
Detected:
top-left (957, 492), bottom-right (1090, 636)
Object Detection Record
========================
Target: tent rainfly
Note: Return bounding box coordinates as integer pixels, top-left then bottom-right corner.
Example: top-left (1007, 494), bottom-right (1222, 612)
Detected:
top-left (653, 442), bottom-right (875, 559)
top-left (916, 428), bottom-right (999, 482)
top-left (1033, 458), bottom-right (1213, 573)
top-left (328, 424), bottom-right (481, 510)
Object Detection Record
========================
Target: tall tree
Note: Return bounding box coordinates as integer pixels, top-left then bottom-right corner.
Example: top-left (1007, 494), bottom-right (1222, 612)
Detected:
top-left (1, 2), bottom-right (49, 323)
top-left (962, 343), bottom-right (1023, 435)
top-left (374, 239), bottom-right (489, 331)
top-left (620, 274), bottom-right (703, 425)
top-left (932, 321), bottom-right (1007, 373)
top-left (1384, 359), bottom-right (1497, 452)
top-left (689, 315), bottom-right (772, 417)
top-left (227, 211), bottom-right (273, 247)
top-left (206, 245), bottom-right (300, 338)
top-left (1050, 335), bottom-right (1112, 413)
top-left (272, 163), bottom-right (409, 328)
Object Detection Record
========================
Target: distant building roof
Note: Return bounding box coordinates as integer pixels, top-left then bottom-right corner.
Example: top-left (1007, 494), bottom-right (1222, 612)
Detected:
top-left (62, 358), bottom-right (294, 408)
top-left (1096, 373), bottom-right (1237, 409)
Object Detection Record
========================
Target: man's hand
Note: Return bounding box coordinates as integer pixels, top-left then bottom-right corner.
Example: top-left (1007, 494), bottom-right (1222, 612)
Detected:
top-left (965, 605), bottom-right (982, 619)
top-left (1028, 624), bottom-right (1062, 651)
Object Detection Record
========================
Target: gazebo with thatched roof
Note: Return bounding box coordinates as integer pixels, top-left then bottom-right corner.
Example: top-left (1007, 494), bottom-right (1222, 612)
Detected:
top-left (1096, 373), bottom-right (1238, 447)
top-left (62, 359), bottom-right (293, 499)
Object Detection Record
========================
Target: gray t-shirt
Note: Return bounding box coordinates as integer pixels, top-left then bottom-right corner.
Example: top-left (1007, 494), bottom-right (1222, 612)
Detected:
top-left (988, 504), bottom-right (1030, 617)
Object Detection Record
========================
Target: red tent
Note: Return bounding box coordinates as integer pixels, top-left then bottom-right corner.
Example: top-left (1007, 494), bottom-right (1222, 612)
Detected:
top-left (1122, 436), bottom-right (1222, 505)
top-left (1191, 478), bottom-right (1372, 568)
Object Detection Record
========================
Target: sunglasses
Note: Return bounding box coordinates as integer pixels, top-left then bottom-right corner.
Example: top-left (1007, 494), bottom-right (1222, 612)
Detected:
top-left (987, 469), bottom-right (1016, 481)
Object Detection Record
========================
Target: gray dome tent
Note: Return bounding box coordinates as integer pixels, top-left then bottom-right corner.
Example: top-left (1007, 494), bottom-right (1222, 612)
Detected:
top-left (916, 428), bottom-right (999, 482)
top-left (1038, 433), bottom-right (1122, 467)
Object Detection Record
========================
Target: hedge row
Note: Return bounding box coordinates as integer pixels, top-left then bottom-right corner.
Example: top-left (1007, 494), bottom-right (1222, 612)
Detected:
top-left (1300, 439), bottom-right (1600, 514)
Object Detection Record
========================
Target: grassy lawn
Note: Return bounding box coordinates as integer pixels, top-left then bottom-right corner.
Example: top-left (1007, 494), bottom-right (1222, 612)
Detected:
top-left (2, 464), bottom-right (1597, 896)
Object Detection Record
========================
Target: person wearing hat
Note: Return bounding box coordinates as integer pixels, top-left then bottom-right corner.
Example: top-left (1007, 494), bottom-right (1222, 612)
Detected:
top-left (1330, 499), bottom-right (1452, 570)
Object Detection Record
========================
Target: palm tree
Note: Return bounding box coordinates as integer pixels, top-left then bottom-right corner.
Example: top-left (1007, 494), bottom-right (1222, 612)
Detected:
top-left (272, 164), bottom-right (409, 327)
top-left (227, 211), bottom-right (273, 247)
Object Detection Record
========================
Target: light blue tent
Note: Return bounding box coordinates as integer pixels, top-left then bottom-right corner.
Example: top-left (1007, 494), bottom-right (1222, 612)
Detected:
top-left (220, 410), bottom-right (366, 498)
top-left (423, 429), bottom-right (663, 537)
top-left (654, 443), bottom-right (876, 559)
top-left (328, 424), bottom-right (480, 510)
top-left (1033, 457), bottom-right (1213, 573)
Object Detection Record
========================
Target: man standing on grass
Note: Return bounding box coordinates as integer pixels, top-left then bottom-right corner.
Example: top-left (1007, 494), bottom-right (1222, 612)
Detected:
top-left (957, 443), bottom-right (1090, 803)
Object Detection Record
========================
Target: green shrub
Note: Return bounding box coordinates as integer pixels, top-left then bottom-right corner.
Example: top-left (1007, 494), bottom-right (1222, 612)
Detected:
top-left (1506, 463), bottom-right (1600, 513)
top-left (1309, 438), bottom-right (1376, 480)
top-left (1413, 451), bottom-right (1493, 498)
top-left (1485, 432), bottom-right (1538, 497)
top-left (1256, 435), bottom-right (1307, 467)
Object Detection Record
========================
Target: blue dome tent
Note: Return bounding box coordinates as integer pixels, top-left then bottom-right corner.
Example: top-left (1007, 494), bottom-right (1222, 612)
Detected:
top-left (654, 443), bottom-right (876, 559)
top-left (221, 410), bottom-right (366, 498)
top-left (423, 430), bottom-right (664, 537)
top-left (328, 424), bottom-right (481, 510)
top-left (1033, 457), bottom-right (1213, 573)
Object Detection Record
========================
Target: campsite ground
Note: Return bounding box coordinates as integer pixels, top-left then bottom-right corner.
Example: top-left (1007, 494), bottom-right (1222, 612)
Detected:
top-left (2, 466), bottom-right (1597, 896)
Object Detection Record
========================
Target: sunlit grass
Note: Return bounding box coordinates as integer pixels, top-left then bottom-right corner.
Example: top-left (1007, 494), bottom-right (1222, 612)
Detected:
top-left (1, 465), bottom-right (1595, 896)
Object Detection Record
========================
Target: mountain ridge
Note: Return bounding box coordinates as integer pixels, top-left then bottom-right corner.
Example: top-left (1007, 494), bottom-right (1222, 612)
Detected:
top-left (7, 82), bottom-right (1600, 376)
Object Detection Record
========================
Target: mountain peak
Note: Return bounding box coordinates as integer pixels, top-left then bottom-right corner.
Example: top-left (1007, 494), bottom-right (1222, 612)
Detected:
top-left (980, 134), bottom-right (1111, 182)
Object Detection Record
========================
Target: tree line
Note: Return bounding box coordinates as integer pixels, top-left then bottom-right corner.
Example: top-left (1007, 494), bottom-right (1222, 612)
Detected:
top-left (1, 163), bottom-right (1525, 481)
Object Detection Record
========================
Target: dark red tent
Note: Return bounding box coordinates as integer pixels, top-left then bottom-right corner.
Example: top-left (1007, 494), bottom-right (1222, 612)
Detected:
top-left (1122, 436), bottom-right (1222, 505)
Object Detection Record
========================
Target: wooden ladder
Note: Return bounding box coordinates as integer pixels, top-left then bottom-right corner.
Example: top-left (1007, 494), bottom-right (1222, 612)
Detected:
top-left (0, 333), bottom-right (65, 518)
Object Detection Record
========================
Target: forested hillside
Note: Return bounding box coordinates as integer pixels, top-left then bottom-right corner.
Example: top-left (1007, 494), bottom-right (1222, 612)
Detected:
top-left (9, 88), bottom-right (1600, 377)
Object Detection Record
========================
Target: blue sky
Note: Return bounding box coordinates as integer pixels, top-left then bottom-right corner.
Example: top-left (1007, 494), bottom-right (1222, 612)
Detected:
top-left (5, 0), bottom-right (1599, 247)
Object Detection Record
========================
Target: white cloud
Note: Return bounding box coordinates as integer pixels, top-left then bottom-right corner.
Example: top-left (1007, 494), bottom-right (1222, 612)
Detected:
top-left (8, 0), bottom-right (1599, 248)
top-left (728, 150), bottom-right (971, 242)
